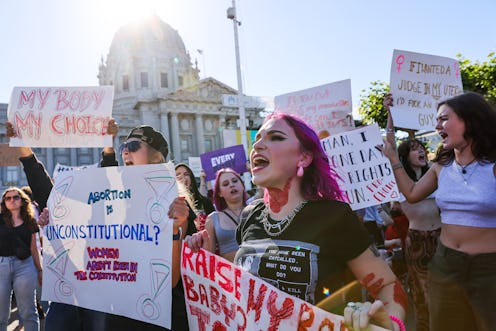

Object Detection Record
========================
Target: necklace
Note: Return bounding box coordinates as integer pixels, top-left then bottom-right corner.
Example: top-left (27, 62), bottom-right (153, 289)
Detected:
top-left (226, 207), bottom-right (242, 218)
top-left (455, 160), bottom-right (478, 185)
top-left (455, 158), bottom-right (476, 174)
top-left (257, 200), bottom-right (308, 237)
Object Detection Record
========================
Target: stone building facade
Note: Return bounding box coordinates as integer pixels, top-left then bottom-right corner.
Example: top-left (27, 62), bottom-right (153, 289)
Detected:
top-left (0, 15), bottom-right (262, 191)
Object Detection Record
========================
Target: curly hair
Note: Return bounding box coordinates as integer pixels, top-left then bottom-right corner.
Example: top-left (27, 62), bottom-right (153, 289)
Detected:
top-left (212, 168), bottom-right (248, 210)
top-left (434, 92), bottom-right (496, 165)
top-left (1, 187), bottom-right (38, 232)
top-left (262, 112), bottom-right (344, 201)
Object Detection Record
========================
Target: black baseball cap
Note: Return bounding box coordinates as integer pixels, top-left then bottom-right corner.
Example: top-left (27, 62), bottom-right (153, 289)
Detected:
top-left (126, 125), bottom-right (168, 159)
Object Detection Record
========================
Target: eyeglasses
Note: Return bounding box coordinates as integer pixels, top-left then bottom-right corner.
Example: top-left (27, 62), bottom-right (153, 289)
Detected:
top-left (118, 140), bottom-right (143, 154)
top-left (4, 195), bottom-right (21, 202)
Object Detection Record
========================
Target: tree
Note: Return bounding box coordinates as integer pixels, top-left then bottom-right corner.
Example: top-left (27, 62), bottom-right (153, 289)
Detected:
top-left (358, 80), bottom-right (389, 128)
top-left (458, 52), bottom-right (496, 105)
top-left (358, 52), bottom-right (496, 128)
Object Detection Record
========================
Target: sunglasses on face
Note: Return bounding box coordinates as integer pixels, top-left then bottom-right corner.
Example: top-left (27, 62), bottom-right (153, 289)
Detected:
top-left (4, 195), bottom-right (21, 202)
top-left (119, 140), bottom-right (143, 154)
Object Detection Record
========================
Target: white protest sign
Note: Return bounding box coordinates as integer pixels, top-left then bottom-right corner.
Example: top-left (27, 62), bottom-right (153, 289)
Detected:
top-left (44, 163), bottom-right (177, 329)
top-left (274, 80), bottom-right (354, 139)
top-left (321, 124), bottom-right (399, 210)
top-left (390, 50), bottom-right (463, 130)
top-left (8, 86), bottom-right (114, 147)
top-left (188, 157), bottom-right (202, 178)
top-left (52, 162), bottom-right (98, 179)
top-left (181, 244), bottom-right (388, 331)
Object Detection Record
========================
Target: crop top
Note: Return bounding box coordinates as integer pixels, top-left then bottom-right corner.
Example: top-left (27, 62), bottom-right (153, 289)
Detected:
top-left (436, 161), bottom-right (496, 227)
top-left (213, 212), bottom-right (239, 254)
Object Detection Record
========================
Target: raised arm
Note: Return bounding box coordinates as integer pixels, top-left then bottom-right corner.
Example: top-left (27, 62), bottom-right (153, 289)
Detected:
top-left (7, 122), bottom-right (53, 209)
top-left (100, 118), bottom-right (119, 167)
top-left (381, 94), bottom-right (438, 203)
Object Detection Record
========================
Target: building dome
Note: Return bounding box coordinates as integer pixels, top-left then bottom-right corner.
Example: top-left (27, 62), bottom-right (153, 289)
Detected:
top-left (109, 15), bottom-right (187, 60)
top-left (98, 15), bottom-right (199, 100)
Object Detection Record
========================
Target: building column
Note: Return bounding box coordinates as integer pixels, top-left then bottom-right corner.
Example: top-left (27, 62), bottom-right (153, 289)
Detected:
top-left (219, 115), bottom-right (226, 148)
top-left (46, 149), bottom-right (54, 176)
top-left (160, 113), bottom-right (170, 161)
top-left (70, 148), bottom-right (77, 166)
top-left (195, 113), bottom-right (204, 155)
top-left (170, 113), bottom-right (181, 162)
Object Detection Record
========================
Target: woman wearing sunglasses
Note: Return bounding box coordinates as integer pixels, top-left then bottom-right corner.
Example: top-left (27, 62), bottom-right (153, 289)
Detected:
top-left (0, 187), bottom-right (42, 331)
top-left (101, 124), bottom-right (192, 331)
top-left (6, 120), bottom-right (191, 331)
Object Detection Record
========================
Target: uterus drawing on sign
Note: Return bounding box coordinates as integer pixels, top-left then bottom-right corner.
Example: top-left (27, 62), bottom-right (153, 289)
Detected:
top-left (46, 241), bottom-right (75, 301)
top-left (137, 259), bottom-right (170, 321)
top-left (50, 175), bottom-right (74, 221)
top-left (143, 170), bottom-right (175, 230)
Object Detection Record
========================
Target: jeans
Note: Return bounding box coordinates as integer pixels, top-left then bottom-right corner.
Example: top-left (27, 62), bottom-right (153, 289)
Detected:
top-left (428, 242), bottom-right (496, 331)
top-left (45, 302), bottom-right (106, 331)
top-left (0, 256), bottom-right (39, 331)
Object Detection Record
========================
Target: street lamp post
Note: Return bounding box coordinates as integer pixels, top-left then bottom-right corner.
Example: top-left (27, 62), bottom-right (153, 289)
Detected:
top-left (227, 0), bottom-right (248, 156)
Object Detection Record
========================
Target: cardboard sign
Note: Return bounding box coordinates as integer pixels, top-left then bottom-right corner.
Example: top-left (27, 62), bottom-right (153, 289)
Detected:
top-left (44, 163), bottom-right (177, 329)
top-left (321, 124), bottom-right (399, 210)
top-left (200, 144), bottom-right (247, 181)
top-left (52, 162), bottom-right (98, 179)
top-left (274, 80), bottom-right (354, 139)
top-left (181, 244), bottom-right (388, 331)
top-left (389, 50), bottom-right (463, 130)
top-left (8, 86), bottom-right (114, 147)
top-left (0, 144), bottom-right (23, 166)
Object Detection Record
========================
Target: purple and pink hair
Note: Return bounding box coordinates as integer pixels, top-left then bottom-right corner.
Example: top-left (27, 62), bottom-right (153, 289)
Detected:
top-left (212, 168), bottom-right (249, 210)
top-left (262, 112), bottom-right (345, 201)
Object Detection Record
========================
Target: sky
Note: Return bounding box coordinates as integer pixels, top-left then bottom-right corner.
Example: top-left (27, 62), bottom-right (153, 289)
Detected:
top-left (1, 0), bottom-right (495, 118)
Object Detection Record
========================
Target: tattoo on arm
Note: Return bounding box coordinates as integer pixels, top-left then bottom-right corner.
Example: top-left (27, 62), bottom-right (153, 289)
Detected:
top-left (361, 272), bottom-right (385, 299)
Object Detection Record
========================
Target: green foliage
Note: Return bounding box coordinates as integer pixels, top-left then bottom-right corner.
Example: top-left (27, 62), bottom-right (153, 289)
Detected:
top-left (358, 80), bottom-right (389, 128)
top-left (457, 52), bottom-right (496, 105)
top-left (358, 52), bottom-right (496, 127)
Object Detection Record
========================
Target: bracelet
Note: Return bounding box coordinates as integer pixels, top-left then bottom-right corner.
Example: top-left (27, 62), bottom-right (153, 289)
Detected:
top-left (392, 163), bottom-right (403, 170)
top-left (172, 227), bottom-right (182, 241)
top-left (389, 315), bottom-right (406, 331)
top-left (386, 128), bottom-right (395, 134)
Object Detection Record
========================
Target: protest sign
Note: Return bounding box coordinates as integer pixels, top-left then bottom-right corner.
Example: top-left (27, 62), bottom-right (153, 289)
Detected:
top-left (200, 144), bottom-right (246, 181)
top-left (44, 163), bottom-right (177, 328)
top-left (181, 244), bottom-right (388, 331)
top-left (188, 157), bottom-right (202, 178)
top-left (222, 129), bottom-right (257, 153)
top-left (321, 124), bottom-right (399, 210)
top-left (52, 162), bottom-right (98, 179)
top-left (390, 50), bottom-right (463, 130)
top-left (274, 80), bottom-right (354, 139)
top-left (8, 86), bottom-right (114, 147)
top-left (0, 144), bottom-right (22, 166)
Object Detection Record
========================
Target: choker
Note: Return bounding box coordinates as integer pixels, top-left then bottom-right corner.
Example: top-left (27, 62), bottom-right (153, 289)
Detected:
top-left (257, 200), bottom-right (308, 237)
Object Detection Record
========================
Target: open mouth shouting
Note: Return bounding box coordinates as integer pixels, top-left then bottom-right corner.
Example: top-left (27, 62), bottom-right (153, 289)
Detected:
top-left (251, 155), bottom-right (269, 173)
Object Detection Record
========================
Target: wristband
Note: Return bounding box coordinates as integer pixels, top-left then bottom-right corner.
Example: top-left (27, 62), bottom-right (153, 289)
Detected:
top-left (386, 128), bottom-right (395, 134)
top-left (392, 163), bottom-right (403, 170)
top-left (389, 315), bottom-right (406, 331)
top-left (172, 227), bottom-right (182, 241)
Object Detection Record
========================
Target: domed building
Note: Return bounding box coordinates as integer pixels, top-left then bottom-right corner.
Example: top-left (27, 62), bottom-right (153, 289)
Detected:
top-left (98, 15), bottom-right (262, 163)
top-left (0, 15), bottom-right (262, 190)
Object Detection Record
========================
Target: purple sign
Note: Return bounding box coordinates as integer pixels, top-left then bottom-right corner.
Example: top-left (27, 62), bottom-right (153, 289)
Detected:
top-left (200, 144), bottom-right (247, 181)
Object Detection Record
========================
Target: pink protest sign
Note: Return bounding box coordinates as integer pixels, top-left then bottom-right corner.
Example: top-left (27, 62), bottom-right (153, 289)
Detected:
top-left (8, 86), bottom-right (114, 147)
top-left (181, 244), bottom-right (389, 331)
top-left (274, 80), bottom-right (354, 139)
